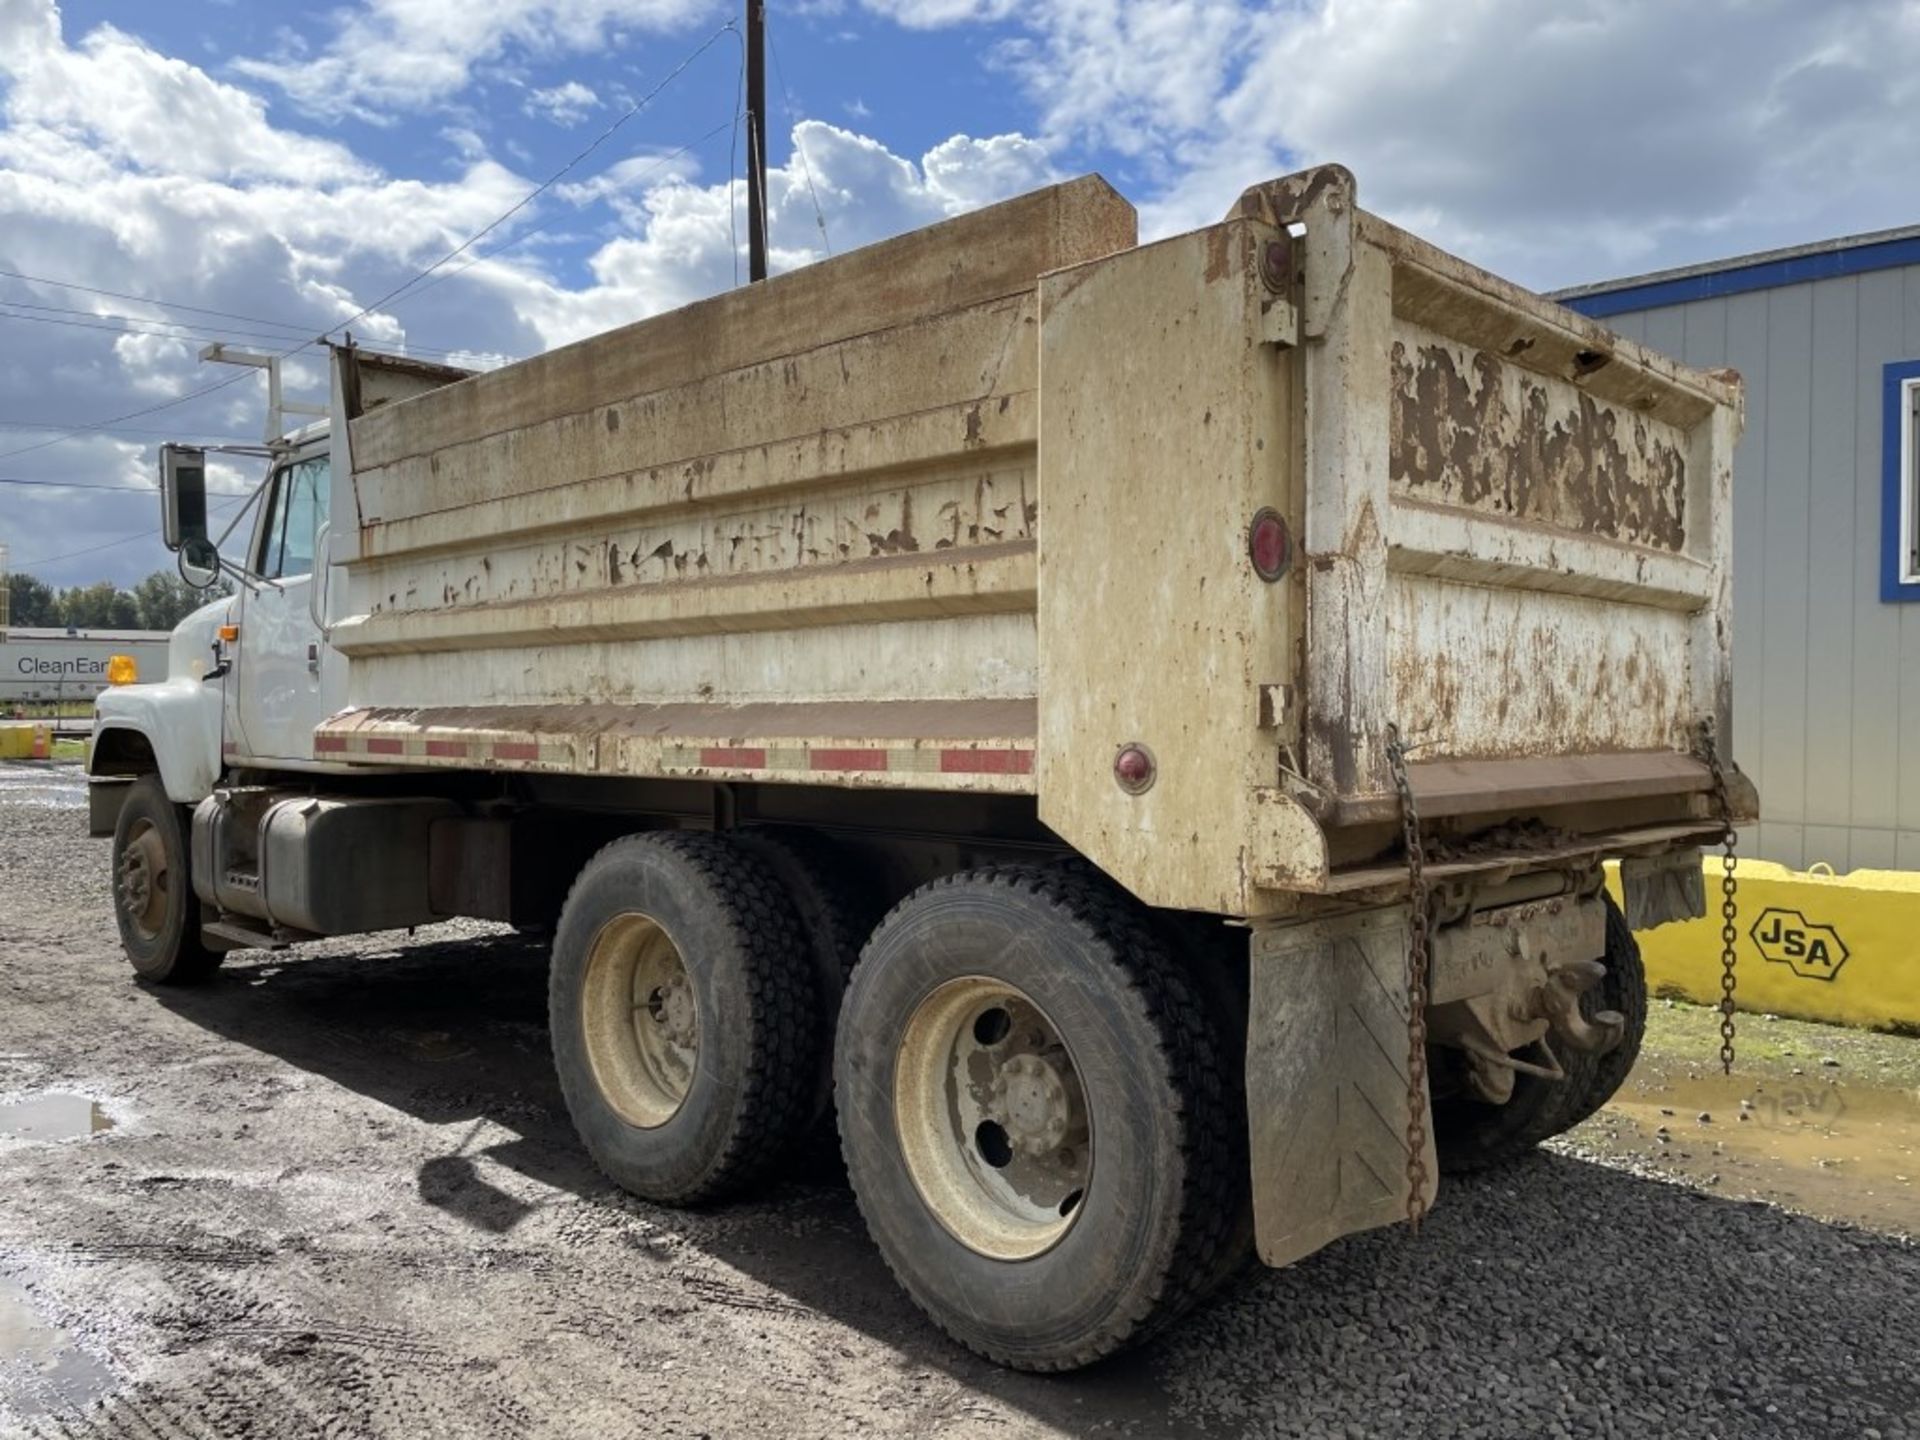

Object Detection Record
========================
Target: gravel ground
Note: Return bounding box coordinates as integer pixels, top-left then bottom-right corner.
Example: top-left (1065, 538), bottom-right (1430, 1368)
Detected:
top-left (1, 762), bottom-right (1915, 1439)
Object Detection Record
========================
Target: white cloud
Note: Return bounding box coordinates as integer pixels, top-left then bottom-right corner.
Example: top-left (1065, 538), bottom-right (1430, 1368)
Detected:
top-left (1188, 0), bottom-right (1920, 284)
top-left (0, 0), bottom-right (370, 183)
top-left (919, 132), bottom-right (1058, 212)
top-left (859, 0), bottom-right (1018, 24)
top-left (235, 0), bottom-right (714, 118)
top-left (499, 121), bottom-right (1059, 348)
top-left (525, 79), bottom-right (601, 126)
top-left (0, 3), bottom-right (1059, 587)
top-left (857, 0), bottom-right (1246, 161)
top-left (861, 0), bottom-right (1920, 287)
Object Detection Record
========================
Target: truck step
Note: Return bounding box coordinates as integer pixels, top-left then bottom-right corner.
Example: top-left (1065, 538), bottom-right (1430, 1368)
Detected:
top-left (202, 917), bottom-right (306, 951)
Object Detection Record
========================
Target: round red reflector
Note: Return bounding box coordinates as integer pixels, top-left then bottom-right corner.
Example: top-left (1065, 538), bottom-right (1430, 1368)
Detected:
top-left (1113, 743), bottom-right (1156, 795)
top-left (1250, 508), bottom-right (1291, 581)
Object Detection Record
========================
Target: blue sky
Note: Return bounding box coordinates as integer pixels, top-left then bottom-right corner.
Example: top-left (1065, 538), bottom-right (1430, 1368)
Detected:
top-left (3, 0), bottom-right (1919, 594)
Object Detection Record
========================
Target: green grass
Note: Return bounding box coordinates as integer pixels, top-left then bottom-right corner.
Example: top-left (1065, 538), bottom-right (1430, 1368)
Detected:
top-left (1641, 996), bottom-right (1920, 1087)
top-left (49, 738), bottom-right (86, 762)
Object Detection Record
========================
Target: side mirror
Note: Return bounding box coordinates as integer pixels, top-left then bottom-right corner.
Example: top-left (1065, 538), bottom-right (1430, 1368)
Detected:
top-left (178, 536), bottom-right (220, 590)
top-left (160, 445), bottom-right (220, 589)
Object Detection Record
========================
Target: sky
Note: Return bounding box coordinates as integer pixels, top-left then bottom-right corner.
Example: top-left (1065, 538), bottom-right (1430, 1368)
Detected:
top-left (3, 0), bottom-right (1919, 593)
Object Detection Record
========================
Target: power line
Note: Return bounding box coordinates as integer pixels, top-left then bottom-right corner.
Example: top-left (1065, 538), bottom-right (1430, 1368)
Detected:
top-left (0, 420), bottom-right (258, 441)
top-left (0, 296), bottom-right (311, 346)
top-left (0, 303), bottom-right (477, 360)
top-left (0, 305), bottom-right (328, 354)
top-left (0, 265), bottom-right (316, 335)
top-left (389, 119), bottom-right (738, 313)
top-left (0, 475), bottom-right (256, 496)
top-left (730, 29), bottom-right (746, 285)
top-left (0, 370), bottom-right (257, 465)
top-left (323, 23), bottom-right (739, 339)
top-left (13, 493), bottom-right (246, 571)
top-left (768, 19), bottom-right (830, 257)
top-left (0, 477), bottom-right (156, 493)
top-left (0, 22), bottom-right (739, 467)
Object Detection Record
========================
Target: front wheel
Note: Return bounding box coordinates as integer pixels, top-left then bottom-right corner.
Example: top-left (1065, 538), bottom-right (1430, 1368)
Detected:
top-left (835, 867), bottom-right (1243, 1371)
top-left (110, 775), bottom-right (221, 985)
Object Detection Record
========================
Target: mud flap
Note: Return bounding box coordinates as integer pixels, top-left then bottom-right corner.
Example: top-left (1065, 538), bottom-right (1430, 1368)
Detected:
top-left (1246, 905), bottom-right (1437, 1267)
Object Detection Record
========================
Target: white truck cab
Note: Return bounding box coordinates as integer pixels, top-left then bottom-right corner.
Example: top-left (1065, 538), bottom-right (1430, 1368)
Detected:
top-left (92, 425), bottom-right (339, 803)
top-left (222, 427), bottom-right (345, 767)
top-left (90, 347), bottom-right (469, 822)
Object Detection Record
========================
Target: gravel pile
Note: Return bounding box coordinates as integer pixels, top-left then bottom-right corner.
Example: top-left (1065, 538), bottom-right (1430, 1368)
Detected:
top-left (0, 768), bottom-right (1913, 1439)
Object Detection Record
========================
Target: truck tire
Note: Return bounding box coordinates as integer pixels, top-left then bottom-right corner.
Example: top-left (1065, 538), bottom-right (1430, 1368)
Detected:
top-left (1551, 898), bottom-right (1647, 1130)
top-left (548, 831), bottom-right (820, 1205)
top-left (110, 774), bottom-right (222, 985)
top-left (1433, 894), bottom-right (1646, 1174)
top-left (738, 828), bottom-right (885, 1131)
top-left (835, 867), bottom-right (1242, 1371)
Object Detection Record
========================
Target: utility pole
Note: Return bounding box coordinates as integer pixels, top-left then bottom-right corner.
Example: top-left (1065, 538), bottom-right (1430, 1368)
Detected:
top-left (745, 0), bottom-right (768, 283)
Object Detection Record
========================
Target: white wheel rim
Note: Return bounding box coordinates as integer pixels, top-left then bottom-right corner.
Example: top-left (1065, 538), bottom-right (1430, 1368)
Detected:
top-left (894, 976), bottom-right (1092, 1261)
top-left (581, 913), bottom-right (698, 1128)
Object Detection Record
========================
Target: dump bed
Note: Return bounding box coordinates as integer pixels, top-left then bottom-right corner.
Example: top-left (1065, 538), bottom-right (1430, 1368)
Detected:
top-left (317, 165), bottom-right (1749, 917)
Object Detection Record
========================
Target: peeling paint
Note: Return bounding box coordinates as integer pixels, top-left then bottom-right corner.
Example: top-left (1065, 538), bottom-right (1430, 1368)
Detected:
top-left (1390, 322), bottom-right (1688, 553)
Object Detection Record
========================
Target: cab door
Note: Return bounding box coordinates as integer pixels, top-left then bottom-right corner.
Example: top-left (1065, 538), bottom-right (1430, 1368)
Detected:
top-left (227, 447), bottom-right (345, 763)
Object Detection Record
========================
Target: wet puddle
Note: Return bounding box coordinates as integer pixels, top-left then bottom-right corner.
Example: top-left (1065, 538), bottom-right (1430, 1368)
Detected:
top-left (0, 1276), bottom-right (115, 1417)
top-left (0, 762), bottom-right (86, 810)
top-left (1600, 1067), bottom-right (1920, 1232)
top-left (0, 1095), bottom-right (113, 1141)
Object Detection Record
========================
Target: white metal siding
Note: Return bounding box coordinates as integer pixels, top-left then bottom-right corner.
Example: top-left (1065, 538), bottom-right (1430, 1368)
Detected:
top-left (1603, 263), bottom-right (1920, 870)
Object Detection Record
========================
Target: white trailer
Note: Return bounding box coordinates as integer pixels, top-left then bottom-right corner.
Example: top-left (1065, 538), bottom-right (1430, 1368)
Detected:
top-left (2, 628), bottom-right (168, 707)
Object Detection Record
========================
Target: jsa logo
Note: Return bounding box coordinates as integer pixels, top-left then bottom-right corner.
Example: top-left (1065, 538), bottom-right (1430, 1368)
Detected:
top-left (1749, 908), bottom-right (1851, 981)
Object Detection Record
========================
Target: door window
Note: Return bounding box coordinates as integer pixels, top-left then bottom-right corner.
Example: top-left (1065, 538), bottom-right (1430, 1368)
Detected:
top-left (257, 456), bottom-right (330, 580)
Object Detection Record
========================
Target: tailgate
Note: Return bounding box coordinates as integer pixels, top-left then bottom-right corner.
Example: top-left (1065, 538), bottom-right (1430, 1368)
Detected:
top-left (1247, 169), bottom-right (1743, 829)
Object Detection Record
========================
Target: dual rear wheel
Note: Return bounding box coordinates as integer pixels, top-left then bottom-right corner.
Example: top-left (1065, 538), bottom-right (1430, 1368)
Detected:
top-left (545, 838), bottom-right (1248, 1369)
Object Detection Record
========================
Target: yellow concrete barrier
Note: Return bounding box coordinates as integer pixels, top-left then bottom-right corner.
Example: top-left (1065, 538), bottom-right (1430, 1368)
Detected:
top-left (0, 723), bottom-right (52, 760)
top-left (1607, 859), bottom-right (1920, 1032)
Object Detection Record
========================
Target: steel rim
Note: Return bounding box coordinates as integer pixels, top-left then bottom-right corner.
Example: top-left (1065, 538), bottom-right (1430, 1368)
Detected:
top-left (894, 976), bottom-right (1092, 1261)
top-left (580, 913), bottom-right (698, 1129)
top-left (118, 818), bottom-right (170, 942)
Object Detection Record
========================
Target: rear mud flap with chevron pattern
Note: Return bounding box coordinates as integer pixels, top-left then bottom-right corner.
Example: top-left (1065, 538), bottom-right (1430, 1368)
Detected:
top-left (1246, 905), bottom-right (1437, 1267)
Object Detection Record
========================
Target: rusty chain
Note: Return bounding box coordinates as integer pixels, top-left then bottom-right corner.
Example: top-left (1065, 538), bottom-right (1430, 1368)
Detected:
top-left (1384, 722), bottom-right (1433, 1231)
top-left (1696, 717), bottom-right (1740, 1075)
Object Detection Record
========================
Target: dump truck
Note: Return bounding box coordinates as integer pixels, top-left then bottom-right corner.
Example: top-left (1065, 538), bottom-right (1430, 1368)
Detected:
top-left (89, 165), bottom-right (1756, 1371)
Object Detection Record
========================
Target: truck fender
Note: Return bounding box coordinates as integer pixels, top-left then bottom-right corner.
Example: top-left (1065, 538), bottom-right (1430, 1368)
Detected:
top-left (88, 677), bottom-right (224, 833)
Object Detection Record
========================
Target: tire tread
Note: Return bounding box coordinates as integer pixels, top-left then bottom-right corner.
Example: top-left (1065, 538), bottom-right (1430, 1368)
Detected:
top-left (838, 864), bottom-right (1241, 1371)
top-left (550, 830), bottom-right (818, 1204)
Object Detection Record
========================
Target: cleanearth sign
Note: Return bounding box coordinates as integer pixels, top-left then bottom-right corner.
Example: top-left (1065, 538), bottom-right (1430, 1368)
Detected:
top-left (1, 632), bottom-right (168, 703)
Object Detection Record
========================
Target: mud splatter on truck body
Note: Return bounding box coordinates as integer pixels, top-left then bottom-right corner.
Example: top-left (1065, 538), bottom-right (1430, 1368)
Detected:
top-left (315, 165), bottom-right (1746, 915)
top-left (96, 164), bottom-right (1759, 1364)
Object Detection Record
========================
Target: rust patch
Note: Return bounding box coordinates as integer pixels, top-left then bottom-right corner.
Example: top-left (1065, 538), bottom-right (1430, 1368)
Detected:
top-left (1389, 328), bottom-right (1687, 552)
top-left (1203, 225), bottom-right (1234, 284)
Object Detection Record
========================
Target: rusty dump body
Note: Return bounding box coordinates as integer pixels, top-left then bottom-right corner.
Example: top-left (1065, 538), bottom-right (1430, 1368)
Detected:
top-left (315, 164), bottom-right (1752, 920)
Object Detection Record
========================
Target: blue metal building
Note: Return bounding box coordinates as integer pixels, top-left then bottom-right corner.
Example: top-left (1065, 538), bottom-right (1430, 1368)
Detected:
top-left (1558, 230), bottom-right (1920, 871)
